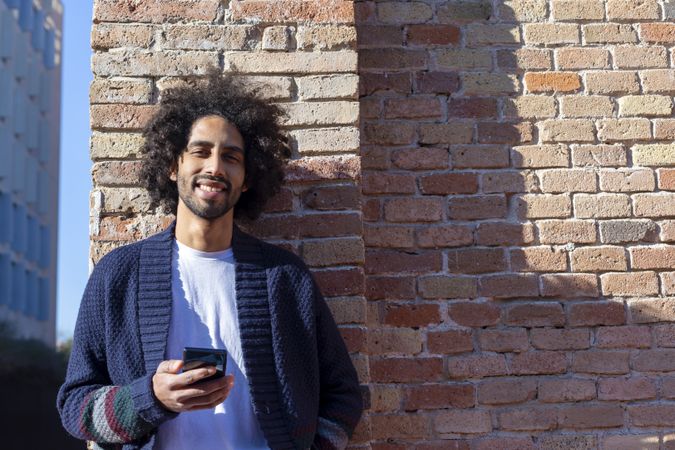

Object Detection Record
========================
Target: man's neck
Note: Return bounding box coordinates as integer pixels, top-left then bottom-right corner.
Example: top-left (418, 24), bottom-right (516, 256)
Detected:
top-left (174, 203), bottom-right (235, 252)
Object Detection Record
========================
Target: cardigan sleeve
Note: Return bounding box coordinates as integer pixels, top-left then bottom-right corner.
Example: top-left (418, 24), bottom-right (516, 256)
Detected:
top-left (57, 253), bottom-right (175, 444)
top-left (311, 285), bottom-right (364, 450)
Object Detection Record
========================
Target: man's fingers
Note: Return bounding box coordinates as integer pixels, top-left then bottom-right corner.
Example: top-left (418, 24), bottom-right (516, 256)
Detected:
top-left (178, 367), bottom-right (217, 386)
top-left (157, 360), bottom-right (183, 374)
top-left (179, 375), bottom-right (234, 409)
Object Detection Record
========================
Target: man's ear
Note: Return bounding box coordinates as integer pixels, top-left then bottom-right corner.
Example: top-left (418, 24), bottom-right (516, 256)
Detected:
top-left (169, 162), bottom-right (177, 182)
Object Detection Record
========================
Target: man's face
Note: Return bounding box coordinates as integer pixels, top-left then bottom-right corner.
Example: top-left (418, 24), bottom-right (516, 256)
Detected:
top-left (170, 115), bottom-right (247, 220)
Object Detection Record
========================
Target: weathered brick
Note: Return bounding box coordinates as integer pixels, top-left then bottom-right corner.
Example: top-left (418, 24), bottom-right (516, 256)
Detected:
top-left (531, 328), bottom-right (590, 350)
top-left (360, 72), bottom-right (411, 96)
top-left (655, 323), bottom-right (675, 346)
top-left (498, 0), bottom-right (548, 22)
top-left (436, 48), bottom-right (492, 70)
top-left (418, 276), bottom-right (478, 299)
top-left (384, 97), bottom-right (443, 120)
top-left (462, 73), bottom-right (521, 95)
top-left (585, 70), bottom-right (640, 95)
top-left (478, 379), bottom-right (536, 405)
top-left (230, 0), bottom-right (354, 23)
top-left (476, 222), bottom-right (536, 246)
top-left (260, 25), bottom-right (294, 51)
top-left (302, 238), bottom-right (364, 267)
top-left (640, 69), bottom-right (675, 93)
top-left (560, 95), bottom-right (614, 117)
top-left (449, 195), bottom-right (508, 220)
top-left (437, 0), bottom-right (493, 22)
top-left (602, 435), bottom-right (659, 450)
top-left (434, 410), bottom-right (492, 435)
top-left (526, 72), bottom-right (581, 93)
top-left (452, 146), bottom-right (510, 169)
top-left (511, 351), bottom-right (567, 375)
top-left (524, 23), bottom-right (579, 45)
top-left (538, 220), bottom-right (597, 244)
top-left (407, 25), bottom-right (461, 46)
top-left (614, 45), bottom-right (668, 69)
top-left (370, 358), bottom-right (444, 383)
top-left (662, 272), bottom-right (675, 296)
top-left (93, 51), bottom-right (219, 77)
top-left (599, 169), bottom-right (655, 192)
top-left (391, 147), bottom-right (449, 170)
top-left (497, 48), bottom-right (552, 71)
top-left (607, 0), bottom-right (661, 20)
top-left (482, 171), bottom-right (538, 193)
top-left (662, 220), bottom-right (675, 241)
top-left (302, 185), bottom-right (360, 211)
top-left (560, 49), bottom-right (610, 72)
top-left (540, 169), bottom-right (596, 193)
top-left (362, 173), bottom-right (415, 195)
top-left (360, 48), bottom-right (427, 70)
top-left (659, 169), bottom-right (675, 190)
top-left (634, 193), bottom-right (675, 217)
top-left (630, 246), bottom-right (675, 269)
top-left (370, 414), bottom-right (430, 440)
top-left (230, 51), bottom-right (357, 74)
top-left (511, 246), bottom-right (568, 272)
top-left (479, 274), bottom-right (540, 298)
top-left (415, 71), bottom-right (460, 94)
top-left (368, 328), bottom-right (423, 355)
top-left (537, 435), bottom-right (598, 449)
top-left (634, 349), bottom-right (675, 371)
top-left (571, 145), bottom-right (627, 167)
top-left (369, 385), bottom-right (401, 413)
top-left (573, 193), bottom-right (631, 219)
top-left (583, 23), bottom-right (638, 43)
top-left (384, 198), bottom-right (443, 223)
top-left (419, 123), bottom-right (473, 145)
top-left (540, 273), bottom-right (600, 297)
top-left (540, 119), bottom-right (595, 142)
top-left (427, 329), bottom-right (474, 354)
top-left (539, 378), bottom-right (596, 402)
top-left (365, 249), bottom-right (442, 275)
top-left (404, 384), bottom-right (474, 410)
top-left (499, 407), bottom-right (558, 431)
top-left (363, 123), bottom-right (415, 146)
top-left (448, 248), bottom-right (507, 274)
top-left (91, 23), bottom-right (154, 49)
top-left (416, 225), bottom-right (474, 248)
top-left (92, 161), bottom-right (142, 186)
top-left (479, 329), bottom-right (530, 353)
top-left (94, 0), bottom-right (220, 23)
top-left (597, 118), bottom-right (652, 142)
top-left (552, 0), bottom-right (604, 20)
top-left (448, 302), bottom-right (501, 327)
top-left (569, 302), bottom-right (626, 326)
top-left (163, 24), bottom-right (260, 50)
top-left (447, 354), bottom-right (508, 379)
top-left (601, 271), bottom-right (659, 296)
top-left (629, 405), bottom-right (675, 427)
top-left (570, 246), bottom-right (627, 271)
top-left (619, 95), bottom-right (673, 117)
top-left (326, 297), bottom-right (366, 325)
top-left (382, 303), bottom-right (441, 327)
top-left (504, 96), bottom-right (556, 119)
top-left (281, 101), bottom-right (358, 127)
top-left (377, 1), bottom-right (433, 24)
top-left (512, 144), bottom-right (569, 168)
top-left (572, 350), bottom-right (630, 374)
top-left (515, 194), bottom-right (571, 219)
top-left (600, 219), bottom-right (658, 244)
top-left (596, 325), bottom-right (652, 348)
top-left (90, 104), bottom-right (157, 131)
top-left (465, 24), bottom-right (521, 46)
top-left (90, 132), bottom-right (144, 160)
top-left (558, 405), bottom-right (624, 428)
top-left (97, 187), bottom-right (152, 214)
top-left (90, 78), bottom-right (153, 105)
top-left (447, 98), bottom-right (497, 119)
top-left (504, 303), bottom-right (566, 327)
top-left (632, 144), bottom-right (675, 166)
top-left (297, 25), bottom-right (356, 51)
top-left (629, 298), bottom-right (675, 323)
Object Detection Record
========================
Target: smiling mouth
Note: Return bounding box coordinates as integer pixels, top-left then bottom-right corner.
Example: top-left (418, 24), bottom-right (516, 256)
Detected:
top-left (194, 177), bottom-right (230, 194)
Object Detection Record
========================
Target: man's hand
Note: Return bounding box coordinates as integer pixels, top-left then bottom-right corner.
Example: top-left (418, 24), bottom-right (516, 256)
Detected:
top-left (152, 359), bottom-right (234, 413)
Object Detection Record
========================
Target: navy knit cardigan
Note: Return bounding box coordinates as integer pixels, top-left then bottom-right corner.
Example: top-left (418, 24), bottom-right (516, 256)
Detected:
top-left (57, 224), bottom-right (363, 449)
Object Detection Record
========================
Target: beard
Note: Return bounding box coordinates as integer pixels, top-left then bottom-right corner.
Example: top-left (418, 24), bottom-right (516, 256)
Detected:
top-left (176, 173), bottom-right (243, 220)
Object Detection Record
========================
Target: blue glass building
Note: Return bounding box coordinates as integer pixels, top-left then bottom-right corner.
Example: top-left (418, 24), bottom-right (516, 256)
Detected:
top-left (0, 0), bottom-right (61, 345)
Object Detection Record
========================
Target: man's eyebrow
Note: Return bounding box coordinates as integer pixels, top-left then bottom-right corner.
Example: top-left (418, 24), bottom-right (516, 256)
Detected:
top-left (187, 140), bottom-right (244, 153)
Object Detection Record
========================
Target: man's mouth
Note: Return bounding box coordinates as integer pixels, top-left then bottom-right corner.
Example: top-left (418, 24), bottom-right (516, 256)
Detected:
top-left (194, 178), bottom-right (229, 194)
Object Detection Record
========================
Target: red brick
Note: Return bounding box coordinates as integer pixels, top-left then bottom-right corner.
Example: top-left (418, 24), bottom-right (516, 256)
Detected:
top-left (540, 273), bottom-right (600, 298)
top-left (384, 97), bottom-right (444, 120)
top-left (475, 222), bottom-right (535, 246)
top-left (312, 268), bottom-right (364, 297)
top-left (628, 404), bottom-right (675, 426)
top-left (572, 350), bottom-right (630, 374)
top-left (447, 354), bottom-right (508, 379)
top-left (231, 0), bottom-right (354, 23)
top-left (510, 351), bottom-right (567, 375)
top-left (427, 329), bottom-right (474, 354)
top-left (419, 173), bottom-right (478, 195)
top-left (364, 225), bottom-right (415, 249)
top-left (630, 246), bottom-right (675, 269)
top-left (356, 24), bottom-right (403, 46)
top-left (539, 379), bottom-right (596, 403)
top-left (360, 98), bottom-right (382, 120)
top-left (640, 23), bottom-right (675, 43)
top-left (633, 349), bottom-right (675, 371)
top-left (366, 275), bottom-right (416, 300)
top-left (598, 377), bottom-right (657, 401)
top-left (341, 327), bottom-right (366, 352)
top-left (511, 247), bottom-right (568, 272)
top-left (370, 358), bottom-right (444, 383)
top-left (477, 122), bottom-right (534, 145)
top-left (359, 48), bottom-right (427, 70)
top-left (570, 246), bottom-right (628, 272)
top-left (525, 72), bottom-right (581, 93)
top-left (418, 276), bottom-right (478, 299)
top-left (482, 171), bottom-right (537, 194)
top-left (404, 384), bottom-right (474, 410)
top-left (655, 323), bottom-right (675, 347)
top-left (92, 160), bottom-right (142, 186)
top-left (417, 441), bottom-right (470, 450)
top-left (370, 414), bottom-right (430, 440)
top-left (601, 271), bottom-right (659, 296)
top-left (360, 72), bottom-right (411, 96)
top-left (384, 198), bottom-right (443, 222)
top-left (596, 325), bottom-right (652, 348)
top-left (391, 147), bottom-right (449, 170)
top-left (530, 328), bottom-right (590, 350)
top-left (264, 188), bottom-right (294, 213)
top-left (366, 250), bottom-right (442, 275)
top-left (478, 328), bottom-right (529, 353)
top-left (419, 123), bottom-right (473, 145)
top-left (662, 377), bottom-right (675, 398)
top-left (415, 71), bottom-right (460, 94)
top-left (448, 248), bottom-right (506, 274)
top-left (659, 169), bottom-right (675, 190)
top-left (478, 379), bottom-right (537, 405)
top-left (448, 302), bottom-right (501, 327)
top-left (416, 225), bottom-right (473, 249)
top-left (90, 104), bottom-right (157, 130)
top-left (447, 98), bottom-right (498, 118)
top-left (299, 213), bottom-right (362, 238)
top-left (94, 0), bottom-right (220, 23)
top-left (433, 410), bottom-right (492, 434)
top-left (382, 303), bottom-right (441, 327)
top-left (558, 405), bottom-right (624, 429)
top-left (568, 302), bottom-right (626, 326)
top-left (362, 173), bottom-right (416, 195)
top-left (363, 122), bottom-right (416, 145)
top-left (448, 195), bottom-right (508, 220)
top-left (479, 274), bottom-right (540, 298)
top-left (407, 25), bottom-right (461, 45)
top-left (498, 407), bottom-right (558, 431)
top-left (451, 146), bottom-right (510, 169)
top-left (474, 438), bottom-right (534, 450)
top-left (505, 303), bottom-right (565, 327)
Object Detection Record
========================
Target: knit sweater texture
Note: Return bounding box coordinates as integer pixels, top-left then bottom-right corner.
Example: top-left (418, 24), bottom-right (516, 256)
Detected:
top-left (57, 223), bottom-right (363, 450)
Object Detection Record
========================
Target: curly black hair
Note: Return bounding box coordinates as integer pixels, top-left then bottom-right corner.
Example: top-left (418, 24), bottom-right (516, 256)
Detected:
top-left (139, 72), bottom-right (291, 220)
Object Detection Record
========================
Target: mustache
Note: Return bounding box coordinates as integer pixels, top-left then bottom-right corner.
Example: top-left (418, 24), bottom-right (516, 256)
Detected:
top-left (192, 175), bottom-right (231, 190)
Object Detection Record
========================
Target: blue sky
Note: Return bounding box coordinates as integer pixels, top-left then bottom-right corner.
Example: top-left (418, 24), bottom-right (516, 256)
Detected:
top-left (56, 0), bottom-right (93, 341)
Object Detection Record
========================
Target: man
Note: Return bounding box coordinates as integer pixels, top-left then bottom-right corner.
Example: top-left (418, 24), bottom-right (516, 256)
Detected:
top-left (57, 74), bottom-right (363, 450)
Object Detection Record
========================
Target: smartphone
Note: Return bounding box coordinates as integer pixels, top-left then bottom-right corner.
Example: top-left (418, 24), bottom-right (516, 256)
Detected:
top-left (182, 347), bottom-right (227, 383)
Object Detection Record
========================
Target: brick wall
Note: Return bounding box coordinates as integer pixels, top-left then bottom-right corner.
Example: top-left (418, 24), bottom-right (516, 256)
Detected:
top-left (90, 0), bottom-right (675, 448)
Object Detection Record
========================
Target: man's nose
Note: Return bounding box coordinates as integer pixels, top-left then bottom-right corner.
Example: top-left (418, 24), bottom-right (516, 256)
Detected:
top-left (204, 153), bottom-right (225, 177)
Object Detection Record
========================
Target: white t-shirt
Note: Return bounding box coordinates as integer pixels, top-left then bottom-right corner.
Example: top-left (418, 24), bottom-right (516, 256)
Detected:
top-left (155, 240), bottom-right (269, 450)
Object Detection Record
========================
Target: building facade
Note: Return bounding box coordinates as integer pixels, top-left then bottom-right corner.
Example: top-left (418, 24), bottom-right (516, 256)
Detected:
top-left (0, 0), bottom-right (62, 345)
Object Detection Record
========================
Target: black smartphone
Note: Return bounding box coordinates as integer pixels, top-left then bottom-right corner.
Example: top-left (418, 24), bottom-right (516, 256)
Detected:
top-left (182, 347), bottom-right (227, 383)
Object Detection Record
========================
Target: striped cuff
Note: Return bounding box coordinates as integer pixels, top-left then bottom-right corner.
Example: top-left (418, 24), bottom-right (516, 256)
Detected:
top-left (315, 416), bottom-right (349, 450)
